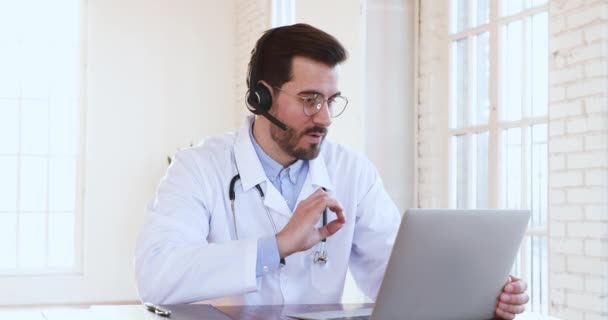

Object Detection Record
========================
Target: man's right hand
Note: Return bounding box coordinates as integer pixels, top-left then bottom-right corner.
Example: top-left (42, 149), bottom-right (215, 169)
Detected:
top-left (275, 189), bottom-right (345, 258)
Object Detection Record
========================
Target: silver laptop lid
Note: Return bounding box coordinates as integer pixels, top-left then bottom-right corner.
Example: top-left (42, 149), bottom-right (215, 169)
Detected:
top-left (372, 209), bottom-right (530, 320)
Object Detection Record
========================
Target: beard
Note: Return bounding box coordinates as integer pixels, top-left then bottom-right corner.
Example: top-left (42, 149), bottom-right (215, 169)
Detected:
top-left (270, 123), bottom-right (328, 160)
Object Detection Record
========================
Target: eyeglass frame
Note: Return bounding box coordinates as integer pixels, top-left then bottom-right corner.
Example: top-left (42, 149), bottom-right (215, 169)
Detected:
top-left (273, 86), bottom-right (348, 118)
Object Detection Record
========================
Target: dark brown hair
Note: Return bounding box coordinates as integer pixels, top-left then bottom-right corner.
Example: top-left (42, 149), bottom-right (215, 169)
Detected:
top-left (247, 23), bottom-right (348, 91)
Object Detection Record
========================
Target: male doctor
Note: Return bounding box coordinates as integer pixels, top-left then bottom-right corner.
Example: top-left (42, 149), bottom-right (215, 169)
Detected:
top-left (135, 23), bottom-right (528, 319)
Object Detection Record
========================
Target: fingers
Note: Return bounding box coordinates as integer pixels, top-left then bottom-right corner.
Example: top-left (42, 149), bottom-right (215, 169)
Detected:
top-left (497, 302), bottom-right (526, 315)
top-left (316, 197), bottom-right (345, 240)
top-left (495, 307), bottom-right (516, 320)
top-left (318, 217), bottom-right (345, 240)
top-left (495, 299), bottom-right (527, 320)
top-left (298, 189), bottom-right (344, 224)
top-left (325, 198), bottom-right (345, 222)
top-left (496, 276), bottom-right (528, 319)
top-left (279, 189), bottom-right (345, 254)
top-left (500, 292), bottom-right (529, 305)
top-left (505, 279), bottom-right (528, 294)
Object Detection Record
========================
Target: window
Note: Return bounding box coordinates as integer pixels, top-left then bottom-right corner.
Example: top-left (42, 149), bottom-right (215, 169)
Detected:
top-left (448, 0), bottom-right (548, 313)
top-left (0, 0), bottom-right (84, 275)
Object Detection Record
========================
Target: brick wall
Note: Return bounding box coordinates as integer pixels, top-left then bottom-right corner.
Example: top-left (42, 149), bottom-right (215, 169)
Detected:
top-left (548, 0), bottom-right (608, 319)
top-left (417, 0), bottom-right (450, 208)
top-left (234, 0), bottom-right (272, 127)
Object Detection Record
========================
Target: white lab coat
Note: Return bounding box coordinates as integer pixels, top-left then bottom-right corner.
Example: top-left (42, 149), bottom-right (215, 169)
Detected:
top-left (135, 116), bottom-right (401, 305)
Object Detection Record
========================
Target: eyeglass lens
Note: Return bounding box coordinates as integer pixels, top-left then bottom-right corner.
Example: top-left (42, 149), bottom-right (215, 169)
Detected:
top-left (303, 95), bottom-right (348, 118)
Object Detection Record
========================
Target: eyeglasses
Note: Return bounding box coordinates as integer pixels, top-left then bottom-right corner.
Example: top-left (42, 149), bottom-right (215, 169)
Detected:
top-left (274, 87), bottom-right (348, 118)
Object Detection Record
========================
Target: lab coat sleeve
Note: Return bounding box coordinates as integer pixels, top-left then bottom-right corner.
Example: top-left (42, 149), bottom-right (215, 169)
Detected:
top-left (348, 165), bottom-right (401, 300)
top-left (134, 150), bottom-right (258, 304)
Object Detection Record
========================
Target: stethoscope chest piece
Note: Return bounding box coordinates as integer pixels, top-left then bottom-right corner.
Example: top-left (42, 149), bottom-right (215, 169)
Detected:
top-left (313, 241), bottom-right (328, 265)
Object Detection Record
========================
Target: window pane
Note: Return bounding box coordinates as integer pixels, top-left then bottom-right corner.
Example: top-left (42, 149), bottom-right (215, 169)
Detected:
top-left (20, 156), bottom-right (48, 212)
top-left (451, 38), bottom-right (469, 128)
top-left (473, 32), bottom-right (490, 125)
top-left (531, 13), bottom-right (548, 117)
top-left (474, 0), bottom-right (489, 26)
top-left (20, 44), bottom-right (51, 99)
top-left (0, 100), bottom-right (19, 154)
top-left (511, 248), bottom-right (522, 278)
top-left (49, 46), bottom-right (81, 100)
top-left (0, 45), bottom-right (20, 98)
top-left (529, 236), bottom-right (548, 313)
top-left (18, 212), bottom-right (46, 268)
top-left (49, 100), bottom-right (78, 156)
top-left (502, 128), bottom-right (522, 208)
top-left (455, 135), bottom-right (470, 208)
top-left (0, 213), bottom-right (17, 268)
top-left (524, 236), bottom-right (532, 306)
top-left (48, 212), bottom-right (75, 267)
top-left (0, 0), bottom-right (82, 277)
top-left (475, 132), bottom-right (489, 208)
top-left (49, 156), bottom-right (77, 211)
top-left (20, 0), bottom-right (54, 45)
top-left (501, 21), bottom-right (523, 121)
top-left (0, 156), bottom-right (18, 211)
top-left (526, 0), bottom-right (548, 8)
top-left (452, 0), bottom-right (469, 33)
top-left (501, 0), bottom-right (524, 16)
top-left (529, 124), bottom-right (547, 227)
top-left (20, 100), bottom-right (49, 155)
top-left (47, 0), bottom-right (82, 46)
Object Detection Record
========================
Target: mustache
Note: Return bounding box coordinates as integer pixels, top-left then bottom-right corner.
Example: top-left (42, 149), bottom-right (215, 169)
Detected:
top-left (301, 126), bottom-right (328, 136)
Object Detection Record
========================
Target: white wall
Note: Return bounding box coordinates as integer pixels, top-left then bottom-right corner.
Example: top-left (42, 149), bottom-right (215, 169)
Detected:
top-left (0, 0), bottom-right (236, 305)
top-left (365, 0), bottom-right (416, 212)
top-left (295, 0), bottom-right (416, 303)
top-left (295, 0), bottom-right (367, 154)
top-left (233, 0), bottom-right (272, 127)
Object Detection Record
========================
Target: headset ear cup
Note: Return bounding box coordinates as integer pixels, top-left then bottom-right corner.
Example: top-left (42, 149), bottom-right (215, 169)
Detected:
top-left (247, 82), bottom-right (272, 114)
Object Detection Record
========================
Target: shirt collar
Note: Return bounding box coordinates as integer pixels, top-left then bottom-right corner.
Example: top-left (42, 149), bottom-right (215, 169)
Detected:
top-left (249, 120), bottom-right (305, 185)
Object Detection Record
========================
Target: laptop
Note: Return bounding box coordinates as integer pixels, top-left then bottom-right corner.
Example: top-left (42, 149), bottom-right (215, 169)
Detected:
top-left (288, 209), bottom-right (530, 320)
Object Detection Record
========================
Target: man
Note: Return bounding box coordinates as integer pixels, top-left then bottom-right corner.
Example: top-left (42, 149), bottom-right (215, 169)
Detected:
top-left (135, 23), bottom-right (528, 319)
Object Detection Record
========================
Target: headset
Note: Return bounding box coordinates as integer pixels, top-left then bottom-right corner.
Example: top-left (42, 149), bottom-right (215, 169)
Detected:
top-left (245, 28), bottom-right (289, 131)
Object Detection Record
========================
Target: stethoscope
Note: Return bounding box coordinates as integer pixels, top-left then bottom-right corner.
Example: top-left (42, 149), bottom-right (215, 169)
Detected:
top-left (228, 173), bottom-right (328, 265)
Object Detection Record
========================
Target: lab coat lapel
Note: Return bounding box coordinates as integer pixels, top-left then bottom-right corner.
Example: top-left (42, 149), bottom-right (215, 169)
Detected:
top-left (233, 116), bottom-right (266, 192)
top-left (296, 148), bottom-right (335, 204)
top-left (233, 116), bottom-right (292, 218)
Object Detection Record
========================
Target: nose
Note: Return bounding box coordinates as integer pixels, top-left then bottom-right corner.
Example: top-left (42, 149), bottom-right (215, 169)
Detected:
top-left (312, 101), bottom-right (332, 127)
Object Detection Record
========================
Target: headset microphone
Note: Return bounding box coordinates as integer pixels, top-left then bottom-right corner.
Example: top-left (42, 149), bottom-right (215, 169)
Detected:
top-left (260, 111), bottom-right (288, 131)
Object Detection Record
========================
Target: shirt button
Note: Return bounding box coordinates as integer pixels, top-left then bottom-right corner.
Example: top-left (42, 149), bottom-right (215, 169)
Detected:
top-left (263, 265), bottom-right (269, 273)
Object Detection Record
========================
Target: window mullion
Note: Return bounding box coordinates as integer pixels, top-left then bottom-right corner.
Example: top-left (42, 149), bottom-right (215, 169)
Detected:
top-left (488, 0), bottom-right (500, 209)
top-left (467, 32), bottom-right (475, 208)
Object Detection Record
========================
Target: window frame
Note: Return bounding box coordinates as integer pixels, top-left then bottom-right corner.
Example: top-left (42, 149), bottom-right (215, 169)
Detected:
top-left (446, 0), bottom-right (550, 313)
top-left (0, 0), bottom-right (86, 277)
